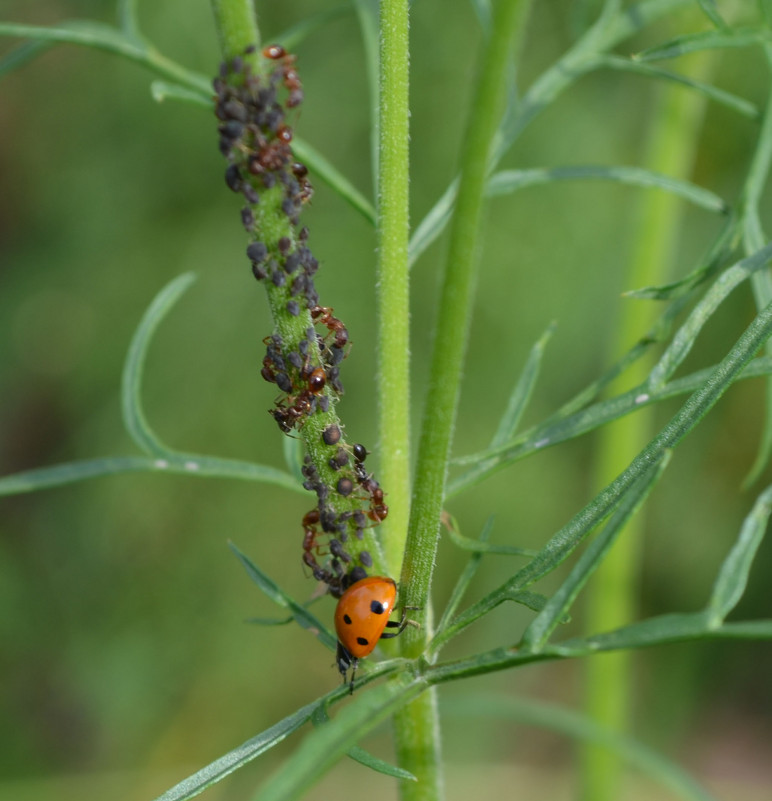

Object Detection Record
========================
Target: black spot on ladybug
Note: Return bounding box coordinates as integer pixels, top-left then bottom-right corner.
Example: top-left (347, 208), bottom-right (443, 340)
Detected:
top-left (343, 614), bottom-right (352, 625)
top-left (356, 637), bottom-right (369, 646)
top-left (370, 600), bottom-right (385, 615)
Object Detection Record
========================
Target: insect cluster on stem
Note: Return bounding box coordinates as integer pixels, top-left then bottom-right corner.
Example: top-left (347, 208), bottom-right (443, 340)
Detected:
top-left (214, 45), bottom-right (388, 599)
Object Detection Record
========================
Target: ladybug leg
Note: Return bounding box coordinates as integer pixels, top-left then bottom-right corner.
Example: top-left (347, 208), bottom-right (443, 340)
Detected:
top-left (379, 608), bottom-right (421, 639)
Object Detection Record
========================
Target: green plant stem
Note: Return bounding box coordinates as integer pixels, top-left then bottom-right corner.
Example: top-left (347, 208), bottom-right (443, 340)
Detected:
top-left (210, 0), bottom-right (261, 67)
top-left (377, 0), bottom-right (411, 575)
top-left (581, 48), bottom-right (712, 801)
top-left (400, 0), bottom-right (531, 636)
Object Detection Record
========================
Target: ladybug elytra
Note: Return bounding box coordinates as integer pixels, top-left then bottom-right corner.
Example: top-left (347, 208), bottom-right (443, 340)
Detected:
top-left (334, 576), bottom-right (408, 692)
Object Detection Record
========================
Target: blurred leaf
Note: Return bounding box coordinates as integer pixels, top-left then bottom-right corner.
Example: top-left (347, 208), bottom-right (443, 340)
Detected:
top-left (274, 4), bottom-right (350, 51)
top-left (411, 162), bottom-right (726, 270)
top-left (635, 27), bottom-right (766, 61)
top-left (0, 19), bottom-right (143, 54)
top-left (255, 677), bottom-right (424, 801)
top-left (488, 165), bottom-right (727, 214)
top-left (696, 0), bottom-right (728, 30)
top-left (707, 484), bottom-right (772, 625)
top-left (521, 452), bottom-right (671, 651)
top-left (122, 273), bottom-right (196, 455)
top-left (352, 0), bottom-right (380, 189)
top-left (283, 434), bottom-right (305, 484)
top-left (625, 216), bottom-right (736, 299)
top-left (229, 542), bottom-right (337, 650)
top-left (763, 0), bottom-right (772, 26)
top-left (0, 20), bottom-right (211, 94)
top-left (0, 39), bottom-right (53, 76)
top-left (649, 243), bottom-right (772, 390)
top-left (490, 322), bottom-right (556, 448)
top-left (444, 514), bottom-right (537, 557)
top-left (311, 705), bottom-right (417, 780)
top-left (447, 694), bottom-right (719, 801)
top-left (600, 55), bottom-right (759, 118)
top-left (292, 136), bottom-right (376, 225)
top-left (0, 454), bottom-right (303, 497)
top-left (469, 0), bottom-right (492, 34)
top-left (408, 178), bottom-right (458, 267)
top-left (116, 0), bottom-right (141, 38)
top-left (151, 80), bottom-right (211, 106)
top-left (151, 697), bottom-right (323, 801)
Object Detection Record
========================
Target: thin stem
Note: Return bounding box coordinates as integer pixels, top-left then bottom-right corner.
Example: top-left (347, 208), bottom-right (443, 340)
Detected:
top-left (399, 0), bottom-right (532, 646)
top-left (377, 0), bottom-right (412, 575)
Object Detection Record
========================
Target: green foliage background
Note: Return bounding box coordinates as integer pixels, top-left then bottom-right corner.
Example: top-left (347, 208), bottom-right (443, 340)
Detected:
top-left (0, 1), bottom-right (770, 799)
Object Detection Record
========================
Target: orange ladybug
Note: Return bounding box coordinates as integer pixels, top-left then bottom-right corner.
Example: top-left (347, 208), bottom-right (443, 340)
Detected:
top-left (334, 576), bottom-right (408, 692)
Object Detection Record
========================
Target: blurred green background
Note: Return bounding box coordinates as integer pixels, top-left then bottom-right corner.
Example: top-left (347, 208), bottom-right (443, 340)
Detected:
top-left (1, 1), bottom-right (771, 799)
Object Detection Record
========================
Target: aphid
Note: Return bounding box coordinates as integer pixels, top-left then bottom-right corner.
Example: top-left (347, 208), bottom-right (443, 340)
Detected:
top-left (334, 577), bottom-right (410, 692)
top-left (322, 425), bottom-right (341, 446)
top-left (336, 477), bottom-right (354, 497)
top-left (353, 443), bottom-right (367, 463)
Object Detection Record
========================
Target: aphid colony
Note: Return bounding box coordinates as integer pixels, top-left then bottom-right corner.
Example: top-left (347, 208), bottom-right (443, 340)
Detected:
top-left (215, 45), bottom-right (408, 689)
top-left (214, 46), bottom-right (390, 594)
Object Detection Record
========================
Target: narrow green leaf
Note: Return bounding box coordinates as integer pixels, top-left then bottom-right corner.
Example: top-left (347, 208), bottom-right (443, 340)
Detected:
top-left (311, 704), bottom-right (417, 780)
top-left (273, 4), bottom-right (350, 51)
top-left (549, 612), bottom-right (719, 657)
top-left (649, 244), bottom-right (772, 390)
top-left (487, 165), bottom-right (727, 214)
top-left (600, 55), bottom-right (759, 118)
top-left (291, 136), bottom-right (376, 225)
top-left (347, 745), bottom-right (417, 780)
top-left (522, 452), bottom-right (671, 652)
top-left (0, 39), bottom-right (52, 76)
top-left (490, 322), bottom-right (555, 448)
top-left (450, 355), bottom-right (772, 496)
top-left (433, 517), bottom-right (495, 647)
top-left (122, 273), bottom-right (196, 455)
top-left (150, 80), bottom-right (211, 106)
top-left (447, 694), bottom-right (719, 801)
top-left (624, 217), bottom-right (736, 299)
top-left (0, 453), bottom-right (302, 497)
top-left (229, 542), bottom-right (336, 651)
top-left (451, 298), bottom-right (772, 638)
top-left (151, 697), bottom-right (322, 801)
top-left (245, 615), bottom-right (295, 626)
top-left (706, 484), bottom-right (772, 625)
top-left (696, 0), bottom-right (728, 30)
top-left (432, 584), bottom-right (558, 653)
top-left (256, 677), bottom-right (424, 801)
top-left (635, 28), bottom-right (765, 62)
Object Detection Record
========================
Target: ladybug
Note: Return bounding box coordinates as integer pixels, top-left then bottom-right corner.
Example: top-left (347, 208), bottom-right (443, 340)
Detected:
top-left (334, 576), bottom-right (408, 692)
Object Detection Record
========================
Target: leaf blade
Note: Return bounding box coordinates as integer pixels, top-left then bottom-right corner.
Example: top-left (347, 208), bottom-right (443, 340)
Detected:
top-left (121, 273), bottom-right (197, 455)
